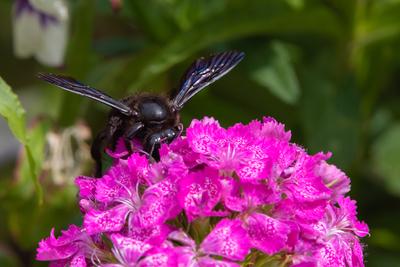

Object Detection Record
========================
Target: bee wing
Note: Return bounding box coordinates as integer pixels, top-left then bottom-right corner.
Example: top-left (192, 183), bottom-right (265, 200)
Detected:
top-left (171, 51), bottom-right (244, 110)
top-left (37, 73), bottom-right (133, 116)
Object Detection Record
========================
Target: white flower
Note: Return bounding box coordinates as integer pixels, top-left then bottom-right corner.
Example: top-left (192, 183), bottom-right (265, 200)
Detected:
top-left (12, 0), bottom-right (69, 67)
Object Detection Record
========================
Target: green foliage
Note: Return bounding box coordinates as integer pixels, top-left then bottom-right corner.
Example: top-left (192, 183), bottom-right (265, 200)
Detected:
top-left (0, 77), bottom-right (27, 143)
top-left (108, 3), bottom-right (342, 93)
top-left (250, 41), bottom-right (300, 104)
top-left (300, 73), bottom-right (361, 169)
top-left (0, 77), bottom-right (43, 204)
top-left (372, 124), bottom-right (400, 195)
top-left (0, 0), bottom-right (400, 265)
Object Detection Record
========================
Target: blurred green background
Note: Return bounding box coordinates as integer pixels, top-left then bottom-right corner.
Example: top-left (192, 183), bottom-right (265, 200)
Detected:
top-left (1, 0), bottom-right (400, 266)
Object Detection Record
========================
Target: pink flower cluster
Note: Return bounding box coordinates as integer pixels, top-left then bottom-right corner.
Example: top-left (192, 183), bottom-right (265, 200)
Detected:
top-left (37, 117), bottom-right (369, 266)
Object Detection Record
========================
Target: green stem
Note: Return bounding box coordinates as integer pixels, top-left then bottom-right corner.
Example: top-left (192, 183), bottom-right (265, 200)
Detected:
top-left (24, 145), bottom-right (43, 205)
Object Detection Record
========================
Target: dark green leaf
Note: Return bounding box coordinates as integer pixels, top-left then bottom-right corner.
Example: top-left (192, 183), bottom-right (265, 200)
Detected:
top-left (300, 73), bottom-right (361, 169)
top-left (250, 42), bottom-right (300, 104)
top-left (124, 0), bottom-right (180, 42)
top-left (106, 5), bottom-right (342, 92)
top-left (372, 123), bottom-right (400, 196)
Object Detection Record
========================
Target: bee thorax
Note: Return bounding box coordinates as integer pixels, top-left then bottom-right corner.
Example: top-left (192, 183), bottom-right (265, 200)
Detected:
top-left (138, 100), bottom-right (168, 122)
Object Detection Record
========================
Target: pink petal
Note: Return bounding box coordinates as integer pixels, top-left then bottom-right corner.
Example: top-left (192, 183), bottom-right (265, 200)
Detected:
top-left (260, 117), bottom-right (291, 141)
top-left (289, 177), bottom-right (331, 202)
top-left (187, 117), bottom-right (224, 155)
top-left (133, 179), bottom-right (180, 227)
top-left (350, 238), bottom-right (365, 267)
top-left (237, 158), bottom-right (269, 181)
top-left (84, 205), bottom-right (130, 235)
top-left (275, 199), bottom-right (328, 224)
top-left (49, 260), bottom-right (69, 267)
top-left (75, 176), bottom-right (97, 199)
top-left (127, 153), bottom-right (150, 183)
top-left (78, 199), bottom-right (94, 213)
top-left (222, 179), bottom-right (275, 212)
top-left (284, 220), bottom-right (300, 251)
top-left (36, 225), bottom-right (82, 261)
top-left (158, 149), bottom-right (188, 181)
top-left (137, 248), bottom-right (178, 267)
top-left (50, 225), bottom-right (82, 246)
top-left (134, 195), bottom-right (171, 227)
top-left (95, 162), bottom-right (134, 203)
top-left (178, 168), bottom-right (222, 221)
top-left (201, 219), bottom-right (251, 261)
top-left (354, 221), bottom-right (369, 238)
top-left (168, 230), bottom-right (196, 248)
top-left (315, 161), bottom-right (350, 199)
top-left (161, 136), bottom-right (200, 169)
top-left (225, 123), bottom-right (253, 151)
top-left (70, 252), bottom-right (87, 267)
top-left (281, 152), bottom-right (331, 203)
top-left (245, 213), bottom-right (290, 255)
top-left (105, 137), bottom-right (130, 158)
top-left (220, 177), bottom-right (245, 212)
top-left (337, 196), bottom-right (369, 237)
top-left (110, 233), bottom-right (152, 264)
top-left (317, 239), bottom-right (344, 267)
top-left (197, 257), bottom-right (240, 267)
top-left (129, 224), bottom-right (171, 245)
top-left (291, 263), bottom-right (317, 267)
top-left (37, 238), bottom-right (78, 261)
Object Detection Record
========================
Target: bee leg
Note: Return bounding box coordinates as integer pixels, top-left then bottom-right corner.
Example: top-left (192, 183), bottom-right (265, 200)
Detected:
top-left (124, 139), bottom-right (133, 155)
top-left (176, 123), bottom-right (184, 137)
top-left (144, 133), bottom-right (162, 161)
top-left (91, 130), bottom-right (107, 177)
top-left (126, 122), bottom-right (144, 139)
top-left (124, 122), bottom-right (144, 154)
top-left (144, 128), bottom-right (178, 161)
top-left (148, 137), bottom-right (161, 160)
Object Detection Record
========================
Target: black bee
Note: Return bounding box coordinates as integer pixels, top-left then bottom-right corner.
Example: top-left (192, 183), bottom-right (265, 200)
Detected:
top-left (38, 51), bottom-right (245, 177)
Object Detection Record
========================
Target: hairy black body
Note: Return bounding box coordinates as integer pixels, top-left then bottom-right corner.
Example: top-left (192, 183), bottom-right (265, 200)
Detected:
top-left (38, 51), bottom-right (245, 177)
top-left (91, 94), bottom-right (182, 176)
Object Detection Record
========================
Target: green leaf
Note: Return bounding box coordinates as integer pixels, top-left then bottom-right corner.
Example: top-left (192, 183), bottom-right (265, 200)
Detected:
top-left (0, 77), bottom-right (43, 203)
top-left (300, 73), bottom-right (361, 169)
top-left (250, 42), bottom-right (300, 104)
top-left (356, 2), bottom-right (400, 47)
top-left (16, 122), bottom-right (49, 201)
top-left (0, 77), bottom-right (27, 144)
top-left (372, 123), bottom-right (400, 196)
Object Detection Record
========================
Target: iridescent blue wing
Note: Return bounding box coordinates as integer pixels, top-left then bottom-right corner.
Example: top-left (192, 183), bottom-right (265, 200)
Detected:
top-left (37, 73), bottom-right (133, 116)
top-left (171, 51), bottom-right (245, 110)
